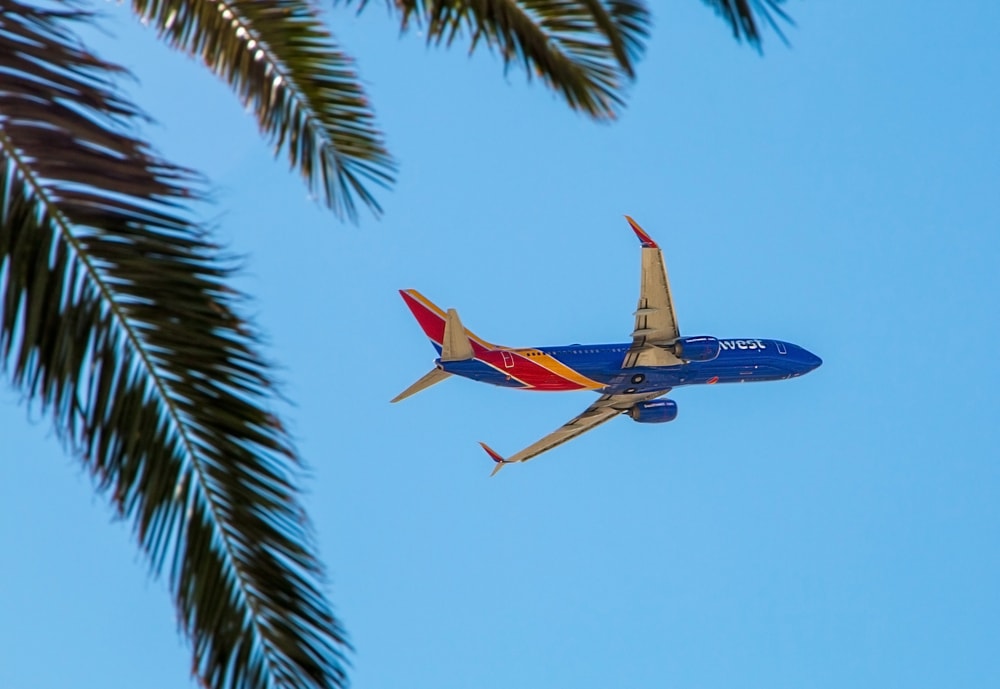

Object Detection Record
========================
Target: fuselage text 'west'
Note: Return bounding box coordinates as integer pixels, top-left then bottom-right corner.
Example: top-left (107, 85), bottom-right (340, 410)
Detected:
top-left (719, 339), bottom-right (767, 351)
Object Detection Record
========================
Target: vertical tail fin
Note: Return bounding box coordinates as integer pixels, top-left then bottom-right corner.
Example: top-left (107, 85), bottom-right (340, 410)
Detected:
top-left (398, 289), bottom-right (495, 354)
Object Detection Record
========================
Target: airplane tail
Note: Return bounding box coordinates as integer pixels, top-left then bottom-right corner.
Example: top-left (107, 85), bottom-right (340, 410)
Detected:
top-left (393, 290), bottom-right (485, 403)
top-left (398, 289), bottom-right (496, 354)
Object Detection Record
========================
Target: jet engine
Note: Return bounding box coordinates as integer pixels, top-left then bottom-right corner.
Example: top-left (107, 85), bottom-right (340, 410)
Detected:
top-left (629, 399), bottom-right (679, 424)
top-left (670, 336), bottom-right (720, 362)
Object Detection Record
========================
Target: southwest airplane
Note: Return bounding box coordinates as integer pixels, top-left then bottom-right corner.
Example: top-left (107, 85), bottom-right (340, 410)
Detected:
top-left (394, 216), bottom-right (821, 476)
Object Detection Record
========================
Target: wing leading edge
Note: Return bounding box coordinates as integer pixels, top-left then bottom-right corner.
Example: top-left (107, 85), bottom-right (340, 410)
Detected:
top-left (479, 391), bottom-right (668, 476)
top-left (624, 216), bottom-right (683, 368)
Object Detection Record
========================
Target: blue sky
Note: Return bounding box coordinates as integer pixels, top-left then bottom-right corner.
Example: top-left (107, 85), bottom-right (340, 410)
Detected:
top-left (3, 2), bottom-right (999, 688)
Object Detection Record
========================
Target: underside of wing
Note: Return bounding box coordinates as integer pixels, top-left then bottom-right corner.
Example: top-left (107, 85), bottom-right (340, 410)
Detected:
top-left (481, 391), bottom-right (668, 473)
top-left (624, 216), bottom-right (682, 368)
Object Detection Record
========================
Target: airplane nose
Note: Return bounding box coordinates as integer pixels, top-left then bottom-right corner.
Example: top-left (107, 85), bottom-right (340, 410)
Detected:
top-left (803, 351), bottom-right (822, 371)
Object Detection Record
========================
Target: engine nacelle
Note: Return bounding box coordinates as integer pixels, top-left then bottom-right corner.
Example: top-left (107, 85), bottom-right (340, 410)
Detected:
top-left (629, 399), bottom-right (679, 424)
top-left (671, 336), bottom-right (720, 362)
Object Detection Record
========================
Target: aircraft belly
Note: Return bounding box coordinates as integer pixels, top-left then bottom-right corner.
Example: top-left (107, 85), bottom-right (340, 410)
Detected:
top-left (682, 360), bottom-right (788, 385)
top-left (602, 367), bottom-right (678, 394)
top-left (441, 359), bottom-right (528, 388)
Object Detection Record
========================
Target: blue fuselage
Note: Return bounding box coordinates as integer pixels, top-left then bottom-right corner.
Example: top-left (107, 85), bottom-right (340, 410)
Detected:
top-left (440, 338), bottom-right (822, 395)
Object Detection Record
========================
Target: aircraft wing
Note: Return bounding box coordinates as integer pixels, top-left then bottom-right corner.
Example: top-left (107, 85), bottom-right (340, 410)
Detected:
top-left (480, 391), bottom-right (668, 475)
top-left (623, 216), bottom-right (683, 368)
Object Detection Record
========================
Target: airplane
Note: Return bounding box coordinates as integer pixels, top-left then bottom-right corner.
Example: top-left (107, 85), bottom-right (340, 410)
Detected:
top-left (393, 216), bottom-right (822, 476)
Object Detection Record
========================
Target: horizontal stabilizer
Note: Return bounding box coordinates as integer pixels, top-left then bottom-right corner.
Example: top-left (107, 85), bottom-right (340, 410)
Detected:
top-left (391, 367), bottom-right (451, 403)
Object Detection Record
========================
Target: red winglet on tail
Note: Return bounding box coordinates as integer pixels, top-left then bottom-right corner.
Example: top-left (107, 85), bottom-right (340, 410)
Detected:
top-left (479, 442), bottom-right (510, 477)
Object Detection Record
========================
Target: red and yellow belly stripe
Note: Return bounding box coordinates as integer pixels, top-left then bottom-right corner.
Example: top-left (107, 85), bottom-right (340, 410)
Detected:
top-left (480, 349), bottom-right (603, 391)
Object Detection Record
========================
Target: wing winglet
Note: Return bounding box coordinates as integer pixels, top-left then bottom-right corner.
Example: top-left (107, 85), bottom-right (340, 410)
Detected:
top-left (625, 215), bottom-right (658, 249)
top-left (479, 441), bottom-right (511, 477)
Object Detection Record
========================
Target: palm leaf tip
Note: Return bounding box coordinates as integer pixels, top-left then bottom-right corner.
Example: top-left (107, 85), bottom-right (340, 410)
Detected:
top-left (131, 0), bottom-right (396, 221)
top-left (703, 0), bottom-right (794, 48)
top-left (1, 3), bottom-right (350, 689)
top-left (342, 0), bottom-right (653, 121)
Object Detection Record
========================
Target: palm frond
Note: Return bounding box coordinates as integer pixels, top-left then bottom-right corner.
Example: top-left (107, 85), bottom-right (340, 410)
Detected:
top-left (0, 3), bottom-right (348, 689)
top-left (130, 0), bottom-right (395, 221)
top-left (345, 0), bottom-right (652, 121)
top-left (700, 0), bottom-right (793, 48)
